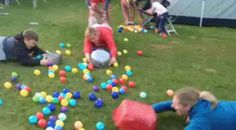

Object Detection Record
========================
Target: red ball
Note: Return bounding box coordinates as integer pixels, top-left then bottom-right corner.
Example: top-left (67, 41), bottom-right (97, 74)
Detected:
top-left (59, 70), bottom-right (67, 77)
top-left (36, 112), bottom-right (44, 119)
top-left (119, 78), bottom-right (126, 85)
top-left (25, 87), bottom-right (32, 92)
top-left (88, 64), bottom-right (94, 71)
top-left (106, 85), bottom-right (113, 91)
top-left (128, 81), bottom-right (136, 88)
top-left (60, 77), bottom-right (67, 84)
top-left (137, 50), bottom-right (143, 56)
top-left (58, 96), bottom-right (64, 101)
top-left (38, 119), bottom-right (47, 128)
top-left (113, 79), bottom-right (119, 85)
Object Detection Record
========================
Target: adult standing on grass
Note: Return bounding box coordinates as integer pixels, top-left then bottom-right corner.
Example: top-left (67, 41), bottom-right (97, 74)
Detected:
top-left (0, 29), bottom-right (51, 66)
top-left (152, 87), bottom-right (236, 130)
top-left (121, 0), bottom-right (139, 25)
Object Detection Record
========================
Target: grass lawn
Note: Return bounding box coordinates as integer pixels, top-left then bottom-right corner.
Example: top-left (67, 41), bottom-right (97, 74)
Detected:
top-left (0, 0), bottom-right (236, 130)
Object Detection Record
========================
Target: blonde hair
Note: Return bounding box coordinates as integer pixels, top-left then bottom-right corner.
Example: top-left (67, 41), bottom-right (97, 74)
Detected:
top-left (85, 27), bottom-right (99, 41)
top-left (175, 87), bottom-right (218, 109)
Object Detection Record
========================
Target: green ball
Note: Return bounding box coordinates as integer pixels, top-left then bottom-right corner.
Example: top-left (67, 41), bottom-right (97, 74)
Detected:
top-left (52, 98), bottom-right (59, 104)
top-left (66, 43), bottom-right (71, 48)
top-left (11, 72), bottom-right (18, 77)
top-left (32, 96), bottom-right (39, 102)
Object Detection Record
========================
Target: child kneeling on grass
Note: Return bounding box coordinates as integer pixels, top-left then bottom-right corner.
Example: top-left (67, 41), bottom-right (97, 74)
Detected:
top-left (0, 29), bottom-right (51, 66)
top-left (144, 0), bottom-right (169, 38)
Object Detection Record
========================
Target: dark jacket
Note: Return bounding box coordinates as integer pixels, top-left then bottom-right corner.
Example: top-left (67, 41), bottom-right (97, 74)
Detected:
top-left (3, 33), bottom-right (45, 66)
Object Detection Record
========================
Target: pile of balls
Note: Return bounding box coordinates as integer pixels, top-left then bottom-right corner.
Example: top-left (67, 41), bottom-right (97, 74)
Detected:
top-left (55, 42), bottom-right (72, 56)
top-left (117, 25), bottom-right (147, 33)
top-left (78, 62), bottom-right (94, 83)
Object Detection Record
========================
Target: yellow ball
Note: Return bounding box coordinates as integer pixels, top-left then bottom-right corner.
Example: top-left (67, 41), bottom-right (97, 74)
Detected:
top-left (55, 50), bottom-right (62, 54)
top-left (106, 69), bottom-right (112, 76)
top-left (61, 99), bottom-right (69, 107)
top-left (83, 69), bottom-right (89, 74)
top-left (112, 87), bottom-right (119, 93)
top-left (123, 49), bottom-right (128, 54)
top-left (20, 89), bottom-right (29, 97)
top-left (74, 121), bottom-right (83, 129)
top-left (83, 58), bottom-right (88, 63)
top-left (66, 92), bottom-right (73, 99)
top-left (65, 50), bottom-right (71, 56)
top-left (121, 74), bottom-right (128, 80)
top-left (4, 82), bottom-right (12, 89)
top-left (124, 38), bottom-right (128, 42)
top-left (46, 95), bottom-right (53, 102)
top-left (40, 91), bottom-right (47, 97)
top-left (117, 51), bottom-right (122, 56)
top-left (52, 65), bottom-right (59, 71)
top-left (56, 120), bottom-right (64, 127)
top-left (113, 62), bottom-right (119, 67)
top-left (72, 68), bottom-right (78, 73)
top-left (34, 69), bottom-right (41, 76)
top-left (125, 65), bottom-right (131, 71)
top-left (79, 128), bottom-right (85, 130)
top-left (48, 73), bottom-right (55, 78)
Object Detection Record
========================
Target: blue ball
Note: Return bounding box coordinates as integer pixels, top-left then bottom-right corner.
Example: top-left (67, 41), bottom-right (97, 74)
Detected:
top-left (11, 76), bottom-right (17, 83)
top-left (28, 115), bottom-right (38, 125)
top-left (48, 115), bottom-right (57, 122)
top-left (53, 92), bottom-right (60, 97)
top-left (69, 99), bottom-right (77, 107)
top-left (106, 80), bottom-right (112, 85)
top-left (42, 107), bottom-right (51, 116)
top-left (54, 125), bottom-right (63, 130)
top-left (39, 97), bottom-right (47, 104)
top-left (112, 92), bottom-right (119, 99)
top-left (47, 120), bottom-right (55, 128)
top-left (126, 70), bottom-right (133, 77)
top-left (62, 88), bottom-right (70, 94)
top-left (100, 82), bottom-right (107, 90)
top-left (78, 63), bottom-right (86, 70)
top-left (61, 107), bottom-right (69, 113)
top-left (48, 104), bottom-right (56, 112)
top-left (60, 42), bottom-right (65, 48)
top-left (110, 74), bottom-right (117, 79)
top-left (64, 65), bottom-right (72, 72)
top-left (111, 82), bottom-right (117, 87)
top-left (59, 93), bottom-right (66, 98)
top-left (119, 88), bottom-right (126, 94)
top-left (89, 92), bottom-right (97, 101)
top-left (88, 77), bottom-right (94, 83)
top-left (95, 98), bottom-right (104, 108)
top-left (73, 92), bottom-right (81, 99)
top-left (96, 121), bottom-right (105, 130)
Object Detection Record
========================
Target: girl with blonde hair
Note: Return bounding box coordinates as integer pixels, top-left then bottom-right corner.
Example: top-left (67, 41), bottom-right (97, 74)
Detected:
top-left (153, 87), bottom-right (236, 130)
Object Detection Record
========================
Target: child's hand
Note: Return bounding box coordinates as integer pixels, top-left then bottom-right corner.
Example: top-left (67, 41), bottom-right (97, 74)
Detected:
top-left (109, 57), bottom-right (117, 66)
top-left (40, 59), bottom-right (51, 66)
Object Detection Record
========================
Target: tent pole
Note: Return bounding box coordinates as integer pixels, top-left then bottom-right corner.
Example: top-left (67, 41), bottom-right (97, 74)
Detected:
top-left (200, 0), bottom-right (205, 27)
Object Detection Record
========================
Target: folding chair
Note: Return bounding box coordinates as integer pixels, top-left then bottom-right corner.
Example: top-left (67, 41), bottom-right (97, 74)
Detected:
top-left (140, 10), bottom-right (177, 35)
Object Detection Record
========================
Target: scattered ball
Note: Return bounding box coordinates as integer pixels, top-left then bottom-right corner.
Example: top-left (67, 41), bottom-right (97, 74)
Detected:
top-left (93, 86), bottom-right (99, 92)
top-left (113, 62), bottom-right (119, 67)
top-left (55, 50), bottom-right (61, 55)
top-left (72, 68), bottom-right (78, 73)
top-left (74, 121), bottom-right (83, 129)
top-left (139, 91), bottom-right (147, 99)
top-left (106, 69), bottom-right (112, 76)
top-left (58, 113), bottom-right (67, 121)
top-left (34, 69), bottom-right (41, 76)
top-left (96, 121), bottom-right (105, 130)
top-left (38, 119), bottom-right (47, 128)
top-left (128, 81), bottom-right (136, 88)
top-left (123, 38), bottom-right (128, 42)
top-left (137, 50), bottom-right (143, 56)
top-left (117, 51), bottom-right (122, 56)
top-left (65, 50), bottom-right (71, 56)
top-left (0, 98), bottom-right (3, 106)
top-left (4, 82), bottom-right (12, 89)
top-left (20, 89), bottom-right (29, 97)
top-left (28, 115), bottom-right (38, 125)
top-left (95, 98), bottom-right (104, 108)
top-left (122, 49), bottom-right (128, 54)
top-left (166, 89), bottom-right (174, 97)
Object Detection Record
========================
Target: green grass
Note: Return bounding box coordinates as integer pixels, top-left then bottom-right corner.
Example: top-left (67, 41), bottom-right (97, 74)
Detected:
top-left (0, 0), bottom-right (236, 130)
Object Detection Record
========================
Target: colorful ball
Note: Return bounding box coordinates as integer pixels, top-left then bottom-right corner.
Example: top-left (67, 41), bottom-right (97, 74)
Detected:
top-left (60, 42), bottom-right (65, 48)
top-left (46, 95), bottom-right (53, 103)
top-left (65, 49), bottom-right (71, 56)
top-left (74, 121), bottom-right (83, 129)
top-left (58, 113), bottom-right (67, 121)
top-left (137, 50), bottom-right (143, 56)
top-left (45, 127), bottom-right (54, 130)
top-left (59, 70), bottom-right (66, 77)
top-left (73, 92), bottom-right (81, 99)
top-left (11, 76), bottom-right (17, 83)
top-left (48, 104), bottom-right (56, 112)
top-left (0, 98), bottom-right (3, 106)
top-left (34, 69), bottom-right (41, 76)
top-left (96, 121), bottom-right (105, 130)
top-left (126, 70), bottom-right (133, 77)
top-left (72, 68), bottom-right (78, 73)
top-left (48, 73), bottom-right (55, 78)
top-left (128, 81), bottom-right (136, 88)
top-left (119, 88), bottom-right (126, 94)
top-left (125, 65), bottom-right (131, 71)
top-left (42, 107), bottom-right (51, 116)
top-left (119, 78), bottom-right (126, 85)
top-left (111, 92), bottom-right (119, 99)
top-left (117, 51), bottom-right (122, 56)
top-left (56, 120), bottom-right (64, 127)
top-left (49, 115), bottom-right (57, 122)
top-left (166, 89), bottom-right (174, 97)
top-left (113, 62), bottom-right (119, 67)
top-left (95, 99), bottom-right (104, 108)
top-left (11, 72), bottom-right (18, 77)
top-left (20, 89), bottom-right (29, 97)
top-left (106, 85), bottom-right (113, 91)
top-left (28, 115), bottom-right (38, 125)
top-left (112, 87), bottom-right (119, 93)
top-left (55, 50), bottom-right (62, 54)
top-left (38, 119), bottom-right (47, 128)
top-left (64, 65), bottom-right (72, 72)
top-left (4, 82), bottom-right (12, 89)
top-left (61, 99), bottom-right (69, 107)
top-left (89, 92), bottom-right (97, 101)
top-left (100, 82), bottom-right (107, 90)
top-left (36, 112), bottom-right (44, 119)
top-left (61, 107), bottom-right (69, 113)
top-left (66, 43), bottom-right (71, 48)
top-left (139, 91), bottom-right (147, 99)
top-left (123, 38), bottom-right (128, 42)
top-left (106, 69), bottom-right (112, 76)
top-left (60, 77), bottom-right (67, 84)
top-left (121, 74), bottom-right (128, 80)
top-left (122, 49), bottom-right (128, 54)
top-left (93, 86), bottom-right (99, 92)
top-left (88, 63), bottom-right (95, 70)
top-left (69, 99), bottom-right (77, 107)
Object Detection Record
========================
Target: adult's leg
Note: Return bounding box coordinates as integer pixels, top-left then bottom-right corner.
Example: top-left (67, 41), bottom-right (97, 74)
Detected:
top-left (121, 0), bottom-right (130, 24)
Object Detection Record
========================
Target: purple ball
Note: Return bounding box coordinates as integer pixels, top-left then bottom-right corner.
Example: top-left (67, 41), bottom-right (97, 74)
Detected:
top-left (89, 92), bottom-right (97, 101)
top-left (73, 92), bottom-right (81, 99)
top-left (15, 83), bottom-right (22, 90)
top-left (48, 115), bottom-right (57, 122)
top-left (93, 86), bottom-right (99, 92)
top-left (95, 98), bottom-right (104, 108)
top-left (61, 107), bottom-right (68, 113)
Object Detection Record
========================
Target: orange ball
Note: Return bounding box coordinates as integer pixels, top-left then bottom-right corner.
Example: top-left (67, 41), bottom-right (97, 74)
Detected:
top-left (166, 89), bottom-right (174, 97)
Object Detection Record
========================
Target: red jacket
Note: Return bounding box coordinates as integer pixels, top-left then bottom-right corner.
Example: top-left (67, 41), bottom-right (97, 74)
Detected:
top-left (84, 26), bottom-right (117, 58)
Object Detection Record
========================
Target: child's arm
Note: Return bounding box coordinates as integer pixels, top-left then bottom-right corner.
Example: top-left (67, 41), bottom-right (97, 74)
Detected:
top-left (152, 100), bottom-right (175, 113)
top-left (83, 37), bottom-right (93, 62)
top-left (103, 30), bottom-right (117, 59)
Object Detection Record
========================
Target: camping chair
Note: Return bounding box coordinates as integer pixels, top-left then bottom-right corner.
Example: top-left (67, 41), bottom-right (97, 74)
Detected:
top-left (140, 10), bottom-right (177, 35)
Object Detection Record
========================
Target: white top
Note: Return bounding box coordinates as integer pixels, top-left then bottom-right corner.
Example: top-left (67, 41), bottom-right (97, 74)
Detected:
top-left (152, 2), bottom-right (168, 15)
